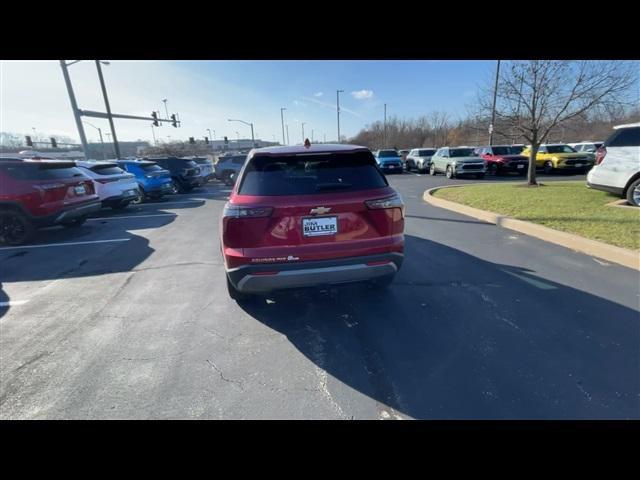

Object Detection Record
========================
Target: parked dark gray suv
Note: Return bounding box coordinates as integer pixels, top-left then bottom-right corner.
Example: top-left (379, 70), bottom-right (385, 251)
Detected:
top-left (214, 154), bottom-right (247, 183)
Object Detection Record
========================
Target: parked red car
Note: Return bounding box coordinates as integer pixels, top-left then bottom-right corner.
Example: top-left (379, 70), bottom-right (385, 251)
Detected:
top-left (220, 142), bottom-right (405, 300)
top-left (474, 145), bottom-right (529, 175)
top-left (0, 158), bottom-right (101, 245)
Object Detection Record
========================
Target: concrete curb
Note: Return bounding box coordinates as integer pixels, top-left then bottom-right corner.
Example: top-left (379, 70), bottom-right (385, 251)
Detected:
top-left (423, 185), bottom-right (640, 271)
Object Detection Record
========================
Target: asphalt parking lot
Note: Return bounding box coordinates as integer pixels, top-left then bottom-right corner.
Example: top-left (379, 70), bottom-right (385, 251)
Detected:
top-left (1, 172), bottom-right (638, 419)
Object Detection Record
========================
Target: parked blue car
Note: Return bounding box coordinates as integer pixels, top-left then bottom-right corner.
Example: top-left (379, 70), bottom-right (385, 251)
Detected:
top-left (115, 160), bottom-right (173, 203)
top-left (374, 149), bottom-right (403, 173)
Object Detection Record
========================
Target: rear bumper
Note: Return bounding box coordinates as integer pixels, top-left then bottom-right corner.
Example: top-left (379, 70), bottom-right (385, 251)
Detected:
top-left (102, 190), bottom-right (140, 206)
top-left (32, 200), bottom-right (102, 227)
top-left (227, 252), bottom-right (404, 293)
top-left (586, 181), bottom-right (623, 196)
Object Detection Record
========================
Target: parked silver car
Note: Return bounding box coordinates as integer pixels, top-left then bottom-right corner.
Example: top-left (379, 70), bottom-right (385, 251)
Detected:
top-left (213, 154), bottom-right (247, 183)
top-left (405, 148), bottom-right (438, 173)
top-left (429, 146), bottom-right (486, 179)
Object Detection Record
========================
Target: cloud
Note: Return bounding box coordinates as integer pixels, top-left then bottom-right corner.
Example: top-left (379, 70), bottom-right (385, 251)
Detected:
top-left (313, 92), bottom-right (323, 97)
top-left (293, 100), bottom-right (307, 107)
top-left (351, 89), bottom-right (373, 100)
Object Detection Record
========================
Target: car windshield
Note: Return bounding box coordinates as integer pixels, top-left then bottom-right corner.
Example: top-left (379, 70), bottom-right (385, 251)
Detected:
top-left (450, 148), bottom-right (476, 157)
top-left (545, 145), bottom-right (577, 153)
top-left (378, 150), bottom-right (399, 157)
top-left (139, 164), bottom-right (164, 172)
top-left (491, 146), bottom-right (513, 155)
top-left (88, 165), bottom-right (125, 175)
top-left (238, 151), bottom-right (387, 196)
top-left (418, 149), bottom-right (436, 156)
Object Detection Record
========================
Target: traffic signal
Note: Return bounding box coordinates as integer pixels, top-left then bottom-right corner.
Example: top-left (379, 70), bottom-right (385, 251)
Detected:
top-left (204, 136), bottom-right (209, 144)
top-left (25, 135), bottom-right (33, 147)
top-left (151, 111), bottom-right (159, 127)
top-left (171, 114), bottom-right (177, 128)
top-left (51, 137), bottom-right (57, 148)
top-left (189, 137), bottom-right (195, 144)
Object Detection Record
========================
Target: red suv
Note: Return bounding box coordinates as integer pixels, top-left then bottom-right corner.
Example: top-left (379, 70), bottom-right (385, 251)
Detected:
top-left (220, 143), bottom-right (405, 300)
top-left (0, 158), bottom-right (101, 245)
top-left (475, 145), bottom-right (529, 175)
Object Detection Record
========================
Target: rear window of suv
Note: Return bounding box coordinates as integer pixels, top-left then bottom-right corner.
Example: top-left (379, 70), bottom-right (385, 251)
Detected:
top-left (238, 151), bottom-right (388, 196)
top-left (606, 127), bottom-right (640, 147)
top-left (87, 165), bottom-right (125, 175)
top-left (1, 162), bottom-right (86, 180)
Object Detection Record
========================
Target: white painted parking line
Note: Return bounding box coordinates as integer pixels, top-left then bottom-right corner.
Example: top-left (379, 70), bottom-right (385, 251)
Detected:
top-left (0, 238), bottom-right (130, 251)
top-left (501, 269), bottom-right (557, 290)
top-left (87, 214), bottom-right (177, 221)
top-left (0, 300), bottom-right (29, 307)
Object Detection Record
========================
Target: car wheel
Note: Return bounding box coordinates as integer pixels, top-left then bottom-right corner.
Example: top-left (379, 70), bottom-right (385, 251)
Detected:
top-left (170, 179), bottom-right (182, 194)
top-left (62, 216), bottom-right (87, 228)
top-left (130, 195), bottom-right (144, 205)
top-left (446, 165), bottom-right (455, 179)
top-left (476, 173), bottom-right (485, 179)
top-left (543, 161), bottom-right (554, 175)
top-left (626, 178), bottom-right (640, 207)
top-left (429, 163), bottom-right (437, 176)
top-left (0, 209), bottom-right (35, 246)
top-left (488, 163), bottom-right (498, 175)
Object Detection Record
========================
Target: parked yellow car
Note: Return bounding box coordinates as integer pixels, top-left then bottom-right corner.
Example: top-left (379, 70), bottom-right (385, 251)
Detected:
top-left (521, 144), bottom-right (595, 174)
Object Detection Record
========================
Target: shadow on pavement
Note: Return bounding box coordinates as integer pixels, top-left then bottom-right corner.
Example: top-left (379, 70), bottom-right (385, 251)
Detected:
top-left (238, 235), bottom-right (640, 419)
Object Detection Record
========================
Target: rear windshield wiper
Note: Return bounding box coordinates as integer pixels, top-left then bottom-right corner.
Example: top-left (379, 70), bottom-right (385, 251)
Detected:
top-left (315, 182), bottom-right (352, 191)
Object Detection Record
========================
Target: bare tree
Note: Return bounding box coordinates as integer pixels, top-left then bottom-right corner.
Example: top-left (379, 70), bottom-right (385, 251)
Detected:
top-left (479, 60), bottom-right (637, 185)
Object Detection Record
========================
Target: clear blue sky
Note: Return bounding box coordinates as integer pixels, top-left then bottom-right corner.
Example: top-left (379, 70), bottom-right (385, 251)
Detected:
top-left (1, 60), bottom-right (503, 144)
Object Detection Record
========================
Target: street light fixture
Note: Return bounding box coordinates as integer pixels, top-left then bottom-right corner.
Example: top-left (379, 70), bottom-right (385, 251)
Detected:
top-left (337, 90), bottom-right (344, 143)
top-left (83, 120), bottom-right (106, 159)
top-left (228, 118), bottom-right (255, 147)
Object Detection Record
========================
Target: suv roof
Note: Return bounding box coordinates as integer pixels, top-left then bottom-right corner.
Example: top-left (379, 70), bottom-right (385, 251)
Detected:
top-left (253, 143), bottom-right (369, 156)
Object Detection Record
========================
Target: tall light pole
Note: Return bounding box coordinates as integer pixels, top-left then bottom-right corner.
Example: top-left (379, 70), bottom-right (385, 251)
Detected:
top-left (228, 118), bottom-right (255, 147)
top-left (83, 120), bottom-right (106, 159)
top-left (151, 125), bottom-right (157, 146)
top-left (336, 89), bottom-right (344, 143)
top-left (301, 122), bottom-right (306, 143)
top-left (383, 103), bottom-right (387, 148)
top-left (95, 60), bottom-right (120, 158)
top-left (489, 59), bottom-right (501, 146)
top-left (311, 129), bottom-right (314, 143)
top-left (286, 125), bottom-right (290, 145)
top-left (280, 107), bottom-right (287, 145)
top-left (59, 60), bottom-right (89, 156)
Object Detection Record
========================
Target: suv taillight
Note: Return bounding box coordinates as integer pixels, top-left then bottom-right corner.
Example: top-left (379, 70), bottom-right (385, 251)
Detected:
top-left (365, 193), bottom-right (404, 210)
top-left (595, 146), bottom-right (606, 165)
top-left (223, 204), bottom-right (273, 218)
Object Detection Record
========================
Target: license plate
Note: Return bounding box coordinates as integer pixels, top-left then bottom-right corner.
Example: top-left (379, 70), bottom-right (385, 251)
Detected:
top-left (389, 165), bottom-right (396, 168)
top-left (74, 185), bottom-right (86, 195)
top-left (574, 163), bottom-right (582, 167)
top-left (303, 216), bottom-right (338, 237)
top-left (517, 164), bottom-right (525, 169)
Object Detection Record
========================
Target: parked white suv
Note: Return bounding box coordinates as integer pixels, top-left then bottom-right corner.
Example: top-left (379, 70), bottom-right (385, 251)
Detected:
top-left (569, 141), bottom-right (604, 153)
top-left (76, 160), bottom-right (140, 210)
top-left (586, 123), bottom-right (640, 206)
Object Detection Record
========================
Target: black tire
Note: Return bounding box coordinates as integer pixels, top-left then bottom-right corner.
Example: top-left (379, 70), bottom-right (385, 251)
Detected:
top-left (488, 163), bottom-right (498, 175)
top-left (626, 177), bottom-right (640, 207)
top-left (446, 165), bottom-right (455, 179)
top-left (62, 216), bottom-right (87, 228)
top-left (429, 163), bottom-right (437, 176)
top-left (0, 208), bottom-right (35, 246)
top-left (130, 187), bottom-right (145, 204)
top-left (476, 173), bottom-right (485, 179)
top-left (371, 273), bottom-right (395, 289)
top-left (543, 161), bottom-right (554, 175)
top-left (169, 179), bottom-right (181, 194)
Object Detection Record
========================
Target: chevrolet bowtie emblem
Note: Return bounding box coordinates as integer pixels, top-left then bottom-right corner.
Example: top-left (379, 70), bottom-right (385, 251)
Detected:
top-left (310, 206), bottom-right (331, 215)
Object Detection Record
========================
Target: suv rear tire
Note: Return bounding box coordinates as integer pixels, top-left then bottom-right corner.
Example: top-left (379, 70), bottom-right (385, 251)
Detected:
top-left (0, 209), bottom-right (35, 246)
top-left (543, 161), bottom-right (554, 175)
top-left (626, 178), bottom-right (640, 207)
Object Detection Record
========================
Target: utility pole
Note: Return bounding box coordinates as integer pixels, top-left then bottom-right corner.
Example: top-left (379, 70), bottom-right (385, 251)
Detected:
top-left (311, 130), bottom-right (314, 143)
top-left (280, 108), bottom-right (287, 145)
top-left (286, 124), bottom-right (290, 145)
top-left (301, 122), bottom-right (306, 143)
top-left (151, 125), bottom-right (157, 146)
top-left (95, 60), bottom-right (121, 158)
top-left (383, 103), bottom-right (387, 148)
top-left (59, 61), bottom-right (89, 156)
top-left (162, 99), bottom-right (169, 119)
top-left (337, 90), bottom-right (344, 143)
top-left (489, 59), bottom-right (501, 146)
